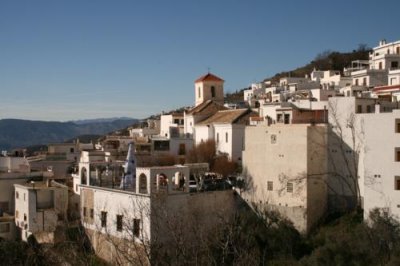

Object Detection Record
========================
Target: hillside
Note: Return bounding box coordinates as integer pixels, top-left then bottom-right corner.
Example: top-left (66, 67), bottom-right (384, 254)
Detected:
top-left (266, 45), bottom-right (370, 83)
top-left (224, 45), bottom-right (371, 101)
top-left (0, 118), bottom-right (138, 151)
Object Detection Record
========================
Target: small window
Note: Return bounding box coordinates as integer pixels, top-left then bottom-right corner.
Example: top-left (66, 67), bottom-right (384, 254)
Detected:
top-left (287, 182), bottom-right (293, 193)
top-left (211, 86), bottom-right (216, 98)
top-left (16, 192), bottom-right (19, 199)
top-left (101, 211), bottom-right (107, 228)
top-left (83, 207), bottom-right (87, 217)
top-left (216, 133), bottom-right (219, 143)
top-left (357, 105), bottom-right (362, 113)
top-left (379, 62), bottom-right (383, 70)
top-left (90, 209), bottom-right (94, 219)
top-left (116, 215), bottom-right (123, 232)
top-left (24, 214), bottom-right (27, 221)
top-left (24, 193), bottom-right (26, 202)
top-left (396, 148), bottom-right (400, 162)
top-left (396, 119), bottom-right (400, 133)
top-left (362, 77), bottom-right (367, 86)
top-left (267, 181), bottom-right (273, 191)
top-left (178, 143), bottom-right (186, 155)
top-left (367, 105), bottom-right (371, 113)
top-left (75, 184), bottom-right (78, 192)
top-left (284, 114), bottom-right (290, 124)
top-left (271, 134), bottom-right (277, 144)
top-left (395, 176), bottom-right (400, 190)
top-left (15, 210), bottom-right (19, 219)
top-left (225, 132), bottom-right (228, 143)
top-left (355, 79), bottom-right (359, 86)
top-left (198, 87), bottom-right (201, 98)
top-left (277, 114), bottom-right (283, 122)
top-left (70, 148), bottom-right (74, 153)
top-left (133, 218), bottom-right (140, 237)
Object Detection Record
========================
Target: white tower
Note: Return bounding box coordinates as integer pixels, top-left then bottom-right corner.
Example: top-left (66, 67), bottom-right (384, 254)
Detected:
top-left (194, 72), bottom-right (224, 106)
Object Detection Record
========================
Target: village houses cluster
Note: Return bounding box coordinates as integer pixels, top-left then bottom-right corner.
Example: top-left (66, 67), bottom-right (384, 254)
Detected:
top-left (1, 39), bottom-right (400, 263)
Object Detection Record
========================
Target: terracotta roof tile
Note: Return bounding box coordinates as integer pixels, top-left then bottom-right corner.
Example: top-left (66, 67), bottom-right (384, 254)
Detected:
top-left (186, 100), bottom-right (227, 115)
top-left (197, 109), bottom-right (257, 125)
top-left (195, 73), bottom-right (224, 83)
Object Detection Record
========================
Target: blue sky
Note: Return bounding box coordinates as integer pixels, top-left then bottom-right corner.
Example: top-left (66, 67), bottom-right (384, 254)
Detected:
top-left (1, 0), bottom-right (399, 121)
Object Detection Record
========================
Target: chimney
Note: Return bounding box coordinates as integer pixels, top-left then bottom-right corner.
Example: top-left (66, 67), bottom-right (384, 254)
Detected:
top-left (375, 102), bottom-right (381, 113)
top-left (379, 39), bottom-right (387, 46)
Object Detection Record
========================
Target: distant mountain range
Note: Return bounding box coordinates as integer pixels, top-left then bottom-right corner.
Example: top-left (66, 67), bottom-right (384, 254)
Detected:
top-left (0, 118), bottom-right (138, 151)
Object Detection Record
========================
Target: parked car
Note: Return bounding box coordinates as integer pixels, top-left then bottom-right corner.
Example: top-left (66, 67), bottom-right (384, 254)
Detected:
top-left (200, 179), bottom-right (216, 191)
top-left (188, 180), bottom-right (198, 193)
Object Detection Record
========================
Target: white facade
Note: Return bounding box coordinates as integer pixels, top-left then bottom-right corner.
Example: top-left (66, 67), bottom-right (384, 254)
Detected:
top-left (14, 181), bottom-right (68, 242)
top-left (242, 123), bottom-right (328, 233)
top-left (160, 113), bottom-right (184, 138)
top-left (358, 110), bottom-right (400, 220)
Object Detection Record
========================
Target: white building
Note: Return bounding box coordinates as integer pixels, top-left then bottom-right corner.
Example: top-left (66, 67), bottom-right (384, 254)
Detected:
top-left (357, 109), bottom-right (400, 220)
top-left (0, 156), bottom-right (52, 240)
top-left (160, 112), bottom-right (184, 138)
top-left (79, 165), bottom-right (236, 264)
top-left (194, 109), bottom-right (256, 162)
top-left (242, 123), bottom-right (328, 233)
top-left (14, 181), bottom-right (68, 243)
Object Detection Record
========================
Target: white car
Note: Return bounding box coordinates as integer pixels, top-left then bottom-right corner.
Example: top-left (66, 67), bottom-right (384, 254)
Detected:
top-left (188, 180), bottom-right (198, 193)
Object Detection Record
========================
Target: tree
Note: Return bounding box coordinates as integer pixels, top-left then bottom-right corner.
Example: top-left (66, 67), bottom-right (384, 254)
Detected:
top-left (186, 139), bottom-right (216, 168)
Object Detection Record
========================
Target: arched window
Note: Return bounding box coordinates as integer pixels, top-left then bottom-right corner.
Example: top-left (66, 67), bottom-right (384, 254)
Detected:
top-left (81, 167), bottom-right (87, 185)
top-left (211, 86), bottom-right (216, 97)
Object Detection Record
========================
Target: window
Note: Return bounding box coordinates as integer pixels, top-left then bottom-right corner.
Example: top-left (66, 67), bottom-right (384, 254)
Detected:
top-left (277, 114), bottom-right (282, 122)
top-left (362, 77), bottom-right (367, 86)
top-left (379, 62), bottom-right (383, 70)
top-left (198, 87), bottom-right (201, 98)
top-left (367, 105), bottom-right (371, 113)
top-left (15, 210), bottom-right (19, 219)
top-left (391, 61), bottom-right (399, 69)
top-left (24, 214), bottom-right (27, 221)
top-left (133, 218), bottom-right (140, 237)
top-left (397, 47), bottom-right (400, 55)
top-left (16, 192), bottom-right (19, 199)
top-left (211, 86), bottom-right (216, 97)
top-left (355, 79), bottom-right (359, 86)
top-left (357, 105), bottom-right (362, 113)
top-left (395, 176), bottom-right (400, 190)
top-left (216, 133), bottom-right (219, 143)
top-left (75, 184), bottom-right (78, 192)
top-left (23, 193), bottom-right (26, 201)
top-left (90, 209), bottom-right (94, 219)
top-left (287, 182), bottom-right (293, 193)
top-left (225, 132), bottom-right (228, 143)
top-left (70, 148), bottom-right (74, 153)
top-left (396, 119), bottom-right (400, 133)
top-left (267, 181), bottom-right (273, 191)
top-left (271, 134), bottom-right (277, 144)
top-left (284, 114), bottom-right (290, 124)
top-left (116, 215), bottom-right (123, 232)
top-left (154, 140), bottom-right (170, 151)
top-left (178, 143), bottom-right (186, 155)
top-left (101, 211), bottom-right (107, 228)
top-left (83, 207), bottom-right (87, 217)
top-left (396, 148), bottom-right (400, 162)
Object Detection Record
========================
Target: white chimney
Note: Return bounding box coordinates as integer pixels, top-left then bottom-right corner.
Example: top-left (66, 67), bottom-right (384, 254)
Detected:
top-left (375, 103), bottom-right (380, 113)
